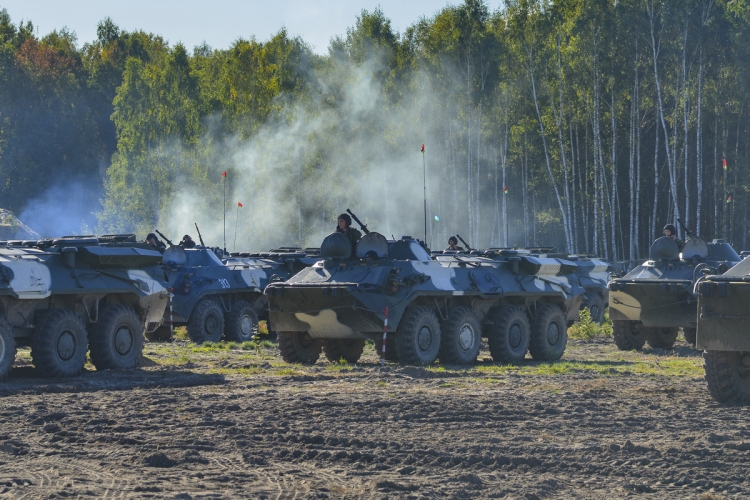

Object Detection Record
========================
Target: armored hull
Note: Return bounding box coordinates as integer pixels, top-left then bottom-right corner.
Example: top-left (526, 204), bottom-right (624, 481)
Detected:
top-left (608, 236), bottom-right (739, 351)
top-left (267, 233), bottom-right (585, 366)
top-left (0, 235), bottom-right (170, 380)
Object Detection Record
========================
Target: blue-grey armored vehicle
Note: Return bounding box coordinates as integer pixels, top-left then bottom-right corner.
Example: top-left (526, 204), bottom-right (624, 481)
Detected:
top-left (156, 244), bottom-right (318, 343)
top-left (0, 235), bottom-right (170, 380)
top-left (696, 257), bottom-right (750, 403)
top-left (265, 220), bottom-right (585, 366)
top-left (608, 235), bottom-right (740, 351)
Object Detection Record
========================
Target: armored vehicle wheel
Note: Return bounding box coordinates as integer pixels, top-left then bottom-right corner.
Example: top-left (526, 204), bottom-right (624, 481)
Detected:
top-left (224, 301), bottom-right (258, 342)
top-left (704, 350), bottom-right (750, 404)
top-left (323, 339), bottom-right (365, 363)
top-left (32, 309), bottom-right (88, 378)
top-left (583, 294), bottom-right (605, 324)
top-left (145, 325), bottom-right (172, 342)
top-left (0, 315), bottom-right (16, 381)
top-left (529, 304), bottom-right (567, 361)
top-left (683, 327), bottom-right (697, 346)
top-left (187, 299), bottom-right (225, 344)
top-left (612, 320), bottom-right (646, 350)
top-left (278, 332), bottom-right (322, 364)
top-left (90, 305), bottom-right (144, 370)
top-left (439, 306), bottom-right (482, 365)
top-left (374, 337), bottom-right (399, 362)
top-left (395, 306), bottom-right (441, 366)
top-left (645, 327), bottom-right (678, 349)
top-left (486, 306), bottom-right (530, 365)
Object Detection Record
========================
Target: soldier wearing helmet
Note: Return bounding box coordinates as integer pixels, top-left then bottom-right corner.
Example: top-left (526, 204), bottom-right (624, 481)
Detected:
top-left (336, 213), bottom-right (362, 254)
top-left (663, 224), bottom-right (685, 252)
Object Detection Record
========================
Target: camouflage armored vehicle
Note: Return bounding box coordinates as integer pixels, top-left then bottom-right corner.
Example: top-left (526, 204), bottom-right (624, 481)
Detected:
top-left (156, 244), bottom-right (318, 343)
top-left (265, 217), bottom-right (585, 366)
top-left (0, 235), bottom-right (169, 381)
top-left (608, 235), bottom-right (740, 351)
top-left (695, 257), bottom-right (750, 403)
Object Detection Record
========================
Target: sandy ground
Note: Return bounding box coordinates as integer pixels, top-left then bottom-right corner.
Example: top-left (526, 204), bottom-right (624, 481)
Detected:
top-left (0, 337), bottom-right (747, 499)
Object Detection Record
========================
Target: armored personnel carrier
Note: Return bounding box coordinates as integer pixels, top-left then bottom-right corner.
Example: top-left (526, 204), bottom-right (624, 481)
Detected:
top-left (697, 257), bottom-right (750, 403)
top-left (157, 244), bottom-right (318, 343)
top-left (608, 235), bottom-right (739, 351)
top-left (265, 216), bottom-right (585, 366)
top-left (0, 235), bottom-right (169, 381)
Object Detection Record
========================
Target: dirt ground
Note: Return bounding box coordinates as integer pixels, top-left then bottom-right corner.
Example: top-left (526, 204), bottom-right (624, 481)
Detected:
top-left (0, 336), bottom-right (747, 499)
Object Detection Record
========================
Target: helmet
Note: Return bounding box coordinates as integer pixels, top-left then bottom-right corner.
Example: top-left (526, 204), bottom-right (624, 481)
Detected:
top-left (338, 213), bottom-right (351, 226)
top-left (663, 224), bottom-right (677, 235)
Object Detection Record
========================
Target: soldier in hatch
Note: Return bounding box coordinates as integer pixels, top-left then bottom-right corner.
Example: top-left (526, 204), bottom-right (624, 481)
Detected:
top-left (336, 213), bottom-right (362, 254)
top-left (446, 236), bottom-right (464, 251)
top-left (663, 224), bottom-right (685, 252)
top-left (180, 234), bottom-right (196, 248)
top-left (145, 233), bottom-right (166, 252)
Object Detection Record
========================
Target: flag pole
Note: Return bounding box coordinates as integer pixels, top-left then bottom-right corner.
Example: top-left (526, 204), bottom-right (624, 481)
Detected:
top-left (234, 203), bottom-right (240, 251)
top-left (421, 144), bottom-right (427, 245)
top-left (223, 171), bottom-right (227, 253)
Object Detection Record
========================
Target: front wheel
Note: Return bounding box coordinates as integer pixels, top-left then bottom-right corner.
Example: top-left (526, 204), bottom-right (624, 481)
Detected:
top-left (323, 339), bottom-right (365, 363)
top-left (32, 309), bottom-right (88, 378)
top-left (612, 320), bottom-right (646, 351)
top-left (0, 315), bottom-right (16, 381)
top-left (439, 306), bottom-right (482, 365)
top-left (395, 306), bottom-right (441, 366)
top-left (278, 332), bottom-right (321, 364)
top-left (486, 306), bottom-right (530, 365)
top-left (529, 304), bottom-right (567, 361)
top-left (646, 327), bottom-right (678, 349)
top-left (89, 305), bottom-right (144, 370)
top-left (704, 350), bottom-right (750, 404)
top-left (224, 301), bottom-right (258, 342)
top-left (187, 299), bottom-right (225, 344)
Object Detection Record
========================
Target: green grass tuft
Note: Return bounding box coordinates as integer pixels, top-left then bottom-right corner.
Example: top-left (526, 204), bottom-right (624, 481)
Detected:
top-left (568, 309), bottom-right (613, 340)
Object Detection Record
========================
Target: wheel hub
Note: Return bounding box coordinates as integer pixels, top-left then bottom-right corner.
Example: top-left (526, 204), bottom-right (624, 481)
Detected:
top-left (509, 324), bottom-right (522, 349)
top-left (205, 315), bottom-right (219, 335)
top-left (417, 325), bottom-right (433, 351)
top-left (458, 324), bottom-right (474, 351)
top-left (299, 332), bottom-right (315, 349)
top-left (114, 326), bottom-right (133, 355)
top-left (547, 322), bottom-right (560, 345)
top-left (57, 330), bottom-right (76, 361)
top-left (240, 315), bottom-right (253, 336)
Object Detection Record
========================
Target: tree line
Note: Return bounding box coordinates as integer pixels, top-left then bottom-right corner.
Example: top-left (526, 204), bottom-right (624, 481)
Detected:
top-left (0, 0), bottom-right (749, 259)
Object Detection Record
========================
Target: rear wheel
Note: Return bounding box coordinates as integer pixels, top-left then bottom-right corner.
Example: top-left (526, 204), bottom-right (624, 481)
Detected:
top-left (278, 332), bottom-right (321, 364)
top-left (529, 304), bottom-right (567, 361)
top-left (32, 309), bottom-right (88, 378)
top-left (583, 294), bottom-right (605, 324)
top-left (0, 315), bottom-right (15, 381)
top-left (224, 301), bottom-right (258, 342)
top-left (187, 299), bottom-right (224, 343)
top-left (395, 306), bottom-right (441, 366)
top-left (612, 320), bottom-right (647, 351)
top-left (89, 305), bottom-right (143, 370)
top-left (704, 350), bottom-right (750, 404)
top-left (374, 337), bottom-right (399, 362)
top-left (645, 327), bottom-right (679, 349)
top-left (683, 327), bottom-right (697, 346)
top-left (439, 306), bottom-right (482, 365)
top-left (486, 306), bottom-right (530, 365)
top-left (323, 339), bottom-right (365, 363)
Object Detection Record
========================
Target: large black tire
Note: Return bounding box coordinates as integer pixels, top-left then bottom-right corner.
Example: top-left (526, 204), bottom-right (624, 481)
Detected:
top-left (187, 299), bottom-right (225, 343)
top-left (278, 332), bottom-right (322, 364)
top-left (89, 305), bottom-right (144, 371)
top-left (645, 327), bottom-right (679, 349)
top-left (323, 339), bottom-right (365, 363)
top-left (439, 306), bottom-right (482, 365)
top-left (704, 350), bottom-right (750, 404)
top-left (486, 306), bottom-right (530, 365)
top-left (529, 304), bottom-right (567, 361)
top-left (32, 309), bottom-right (88, 378)
top-left (145, 325), bottom-right (172, 342)
top-left (583, 293), bottom-right (605, 324)
top-left (395, 306), bottom-right (441, 366)
top-left (374, 337), bottom-right (399, 362)
top-left (683, 327), bottom-right (697, 346)
top-left (612, 320), bottom-right (647, 351)
top-left (0, 315), bottom-right (15, 381)
top-left (224, 301), bottom-right (258, 342)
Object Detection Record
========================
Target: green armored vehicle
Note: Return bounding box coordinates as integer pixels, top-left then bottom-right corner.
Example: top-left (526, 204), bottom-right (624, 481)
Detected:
top-left (265, 215), bottom-right (585, 366)
top-left (697, 258), bottom-right (750, 403)
top-left (0, 235), bottom-right (170, 381)
top-left (608, 236), bottom-right (739, 351)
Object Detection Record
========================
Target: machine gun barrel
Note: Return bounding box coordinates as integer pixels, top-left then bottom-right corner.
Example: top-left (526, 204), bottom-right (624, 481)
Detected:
top-left (155, 229), bottom-right (174, 247)
top-left (676, 218), bottom-right (694, 238)
top-left (346, 209), bottom-right (370, 235)
top-left (456, 234), bottom-right (472, 251)
top-left (194, 223), bottom-right (205, 246)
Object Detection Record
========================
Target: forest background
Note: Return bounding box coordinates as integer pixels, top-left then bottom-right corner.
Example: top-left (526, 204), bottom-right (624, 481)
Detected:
top-left (0, 0), bottom-right (749, 262)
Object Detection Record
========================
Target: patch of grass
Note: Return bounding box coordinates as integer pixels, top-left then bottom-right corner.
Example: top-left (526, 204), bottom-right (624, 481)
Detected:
top-left (173, 326), bottom-right (189, 341)
top-left (376, 381), bottom-right (388, 387)
top-left (568, 309), bottom-right (613, 340)
top-left (326, 362), bottom-right (354, 372)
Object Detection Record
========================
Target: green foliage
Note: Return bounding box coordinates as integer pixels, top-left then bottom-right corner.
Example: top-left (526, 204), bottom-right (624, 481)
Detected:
top-left (568, 308), bottom-right (613, 340)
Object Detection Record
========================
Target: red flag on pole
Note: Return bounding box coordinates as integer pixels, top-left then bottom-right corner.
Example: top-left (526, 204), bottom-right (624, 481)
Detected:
top-left (420, 144), bottom-right (425, 154)
top-left (723, 158), bottom-right (727, 171)
top-left (727, 196), bottom-right (732, 203)
top-left (503, 186), bottom-right (508, 195)
top-left (222, 171), bottom-right (227, 177)
top-left (238, 202), bottom-right (243, 207)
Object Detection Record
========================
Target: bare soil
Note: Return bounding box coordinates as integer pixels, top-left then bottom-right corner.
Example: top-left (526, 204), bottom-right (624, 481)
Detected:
top-left (0, 337), bottom-right (747, 499)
